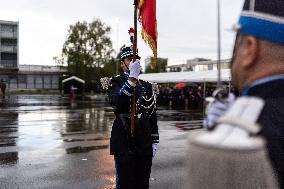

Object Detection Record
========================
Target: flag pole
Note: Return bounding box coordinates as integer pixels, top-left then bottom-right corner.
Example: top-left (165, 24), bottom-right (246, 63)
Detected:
top-left (133, 0), bottom-right (138, 61)
top-left (130, 0), bottom-right (138, 138)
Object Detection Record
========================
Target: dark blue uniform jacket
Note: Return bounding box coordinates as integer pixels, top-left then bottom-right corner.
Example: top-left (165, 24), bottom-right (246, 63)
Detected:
top-left (245, 79), bottom-right (284, 188)
top-left (107, 73), bottom-right (159, 156)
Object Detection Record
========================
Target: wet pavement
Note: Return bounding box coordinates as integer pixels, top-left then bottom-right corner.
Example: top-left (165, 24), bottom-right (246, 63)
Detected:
top-left (0, 95), bottom-right (203, 189)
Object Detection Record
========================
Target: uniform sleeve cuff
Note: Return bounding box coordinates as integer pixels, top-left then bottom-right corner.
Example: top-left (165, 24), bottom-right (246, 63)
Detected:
top-left (127, 80), bottom-right (136, 87)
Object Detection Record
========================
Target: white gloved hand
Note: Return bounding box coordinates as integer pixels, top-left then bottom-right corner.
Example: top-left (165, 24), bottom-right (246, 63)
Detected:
top-left (152, 143), bottom-right (158, 158)
top-left (129, 59), bottom-right (142, 79)
top-left (204, 93), bottom-right (236, 130)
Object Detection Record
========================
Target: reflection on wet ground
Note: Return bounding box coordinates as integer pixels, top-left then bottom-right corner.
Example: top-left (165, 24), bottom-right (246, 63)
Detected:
top-left (66, 145), bottom-right (109, 154)
top-left (0, 95), bottom-right (113, 161)
top-left (0, 95), bottom-right (204, 188)
top-left (63, 137), bottom-right (108, 143)
top-left (0, 152), bottom-right (18, 166)
top-left (157, 106), bottom-right (204, 130)
top-left (0, 95), bottom-right (203, 162)
top-left (157, 107), bottom-right (203, 121)
top-left (174, 120), bottom-right (203, 131)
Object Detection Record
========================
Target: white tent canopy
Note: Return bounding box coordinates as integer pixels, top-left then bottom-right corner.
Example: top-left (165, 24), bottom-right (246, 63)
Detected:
top-left (139, 69), bottom-right (231, 83)
top-left (62, 76), bottom-right (85, 84)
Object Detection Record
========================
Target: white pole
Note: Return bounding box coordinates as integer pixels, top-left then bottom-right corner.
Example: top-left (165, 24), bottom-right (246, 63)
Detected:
top-left (229, 78), bottom-right (231, 92)
top-left (203, 80), bottom-right (206, 98)
top-left (115, 18), bottom-right (120, 75)
top-left (217, 0), bottom-right (222, 88)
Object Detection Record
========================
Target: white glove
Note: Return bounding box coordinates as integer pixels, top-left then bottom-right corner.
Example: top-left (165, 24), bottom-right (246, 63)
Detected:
top-left (204, 93), bottom-right (236, 130)
top-left (152, 143), bottom-right (158, 158)
top-left (129, 59), bottom-right (142, 79)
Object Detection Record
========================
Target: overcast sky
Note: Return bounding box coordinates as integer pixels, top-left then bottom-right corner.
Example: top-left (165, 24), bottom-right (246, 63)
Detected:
top-left (0, 0), bottom-right (244, 67)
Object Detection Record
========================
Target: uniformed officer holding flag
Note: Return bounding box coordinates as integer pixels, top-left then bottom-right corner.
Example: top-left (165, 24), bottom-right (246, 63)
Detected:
top-left (101, 46), bottom-right (159, 189)
top-left (187, 0), bottom-right (284, 188)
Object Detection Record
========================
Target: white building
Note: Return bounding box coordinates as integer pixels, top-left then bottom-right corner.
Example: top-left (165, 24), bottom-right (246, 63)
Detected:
top-left (0, 64), bottom-right (66, 89)
top-left (166, 58), bottom-right (231, 72)
top-left (144, 57), bottom-right (152, 68)
top-left (0, 20), bottom-right (66, 89)
top-left (0, 20), bottom-right (18, 69)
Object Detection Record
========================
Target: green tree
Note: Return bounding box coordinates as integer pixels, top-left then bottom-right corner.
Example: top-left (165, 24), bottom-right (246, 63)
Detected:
top-left (62, 19), bottom-right (114, 82)
top-left (145, 57), bottom-right (168, 73)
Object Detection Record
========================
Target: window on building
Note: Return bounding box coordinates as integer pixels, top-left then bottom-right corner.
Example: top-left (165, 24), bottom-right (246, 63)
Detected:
top-left (18, 75), bottom-right (27, 83)
top-left (221, 63), bottom-right (229, 69)
top-left (1, 24), bottom-right (14, 32)
top-left (1, 38), bottom-right (17, 46)
top-left (1, 53), bottom-right (17, 60)
top-left (208, 64), bottom-right (213, 70)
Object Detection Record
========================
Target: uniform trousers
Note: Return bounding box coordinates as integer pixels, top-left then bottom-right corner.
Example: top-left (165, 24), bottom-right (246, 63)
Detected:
top-left (114, 155), bottom-right (152, 189)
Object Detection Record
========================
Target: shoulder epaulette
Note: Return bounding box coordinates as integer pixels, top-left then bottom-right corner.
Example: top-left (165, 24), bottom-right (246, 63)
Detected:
top-left (113, 74), bottom-right (121, 78)
top-left (139, 80), bottom-right (159, 95)
top-left (152, 82), bottom-right (159, 95)
top-left (100, 77), bottom-right (112, 90)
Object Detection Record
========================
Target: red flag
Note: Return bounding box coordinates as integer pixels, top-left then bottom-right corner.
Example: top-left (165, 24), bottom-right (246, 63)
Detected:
top-left (138, 0), bottom-right (158, 65)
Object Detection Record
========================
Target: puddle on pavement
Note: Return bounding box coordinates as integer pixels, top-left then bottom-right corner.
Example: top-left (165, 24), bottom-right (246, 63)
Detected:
top-left (0, 95), bottom-right (205, 166)
top-left (0, 136), bottom-right (18, 140)
top-left (0, 140), bottom-right (16, 147)
top-left (87, 137), bottom-right (108, 141)
top-left (0, 127), bottom-right (18, 134)
top-left (61, 131), bottom-right (89, 136)
top-left (0, 136), bottom-right (18, 147)
top-left (157, 108), bottom-right (204, 121)
top-left (175, 121), bottom-right (203, 131)
top-left (66, 145), bottom-right (109, 154)
top-left (0, 152), bottom-right (18, 166)
top-left (63, 138), bottom-right (85, 142)
top-left (63, 137), bottom-right (108, 143)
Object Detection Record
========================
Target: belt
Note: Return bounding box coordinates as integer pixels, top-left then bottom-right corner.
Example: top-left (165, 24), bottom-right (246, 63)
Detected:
top-left (116, 113), bottom-right (130, 118)
top-left (116, 113), bottom-right (150, 119)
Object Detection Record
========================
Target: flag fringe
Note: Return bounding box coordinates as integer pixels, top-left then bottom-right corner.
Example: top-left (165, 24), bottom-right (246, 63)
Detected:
top-left (141, 27), bottom-right (157, 65)
top-left (138, 0), bottom-right (145, 9)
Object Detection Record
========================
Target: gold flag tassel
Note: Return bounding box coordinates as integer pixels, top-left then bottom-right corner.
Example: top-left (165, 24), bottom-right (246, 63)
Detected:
top-left (141, 27), bottom-right (158, 65)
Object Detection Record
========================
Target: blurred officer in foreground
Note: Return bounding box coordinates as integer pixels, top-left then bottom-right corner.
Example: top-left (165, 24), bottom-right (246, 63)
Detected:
top-left (100, 46), bottom-right (159, 189)
top-left (188, 0), bottom-right (284, 188)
